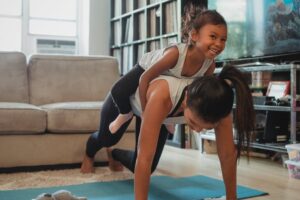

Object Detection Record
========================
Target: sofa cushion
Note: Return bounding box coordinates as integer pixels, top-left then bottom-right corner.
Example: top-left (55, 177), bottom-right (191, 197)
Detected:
top-left (41, 101), bottom-right (136, 133)
top-left (41, 102), bottom-right (102, 133)
top-left (0, 52), bottom-right (29, 103)
top-left (28, 55), bottom-right (120, 105)
top-left (0, 103), bottom-right (46, 134)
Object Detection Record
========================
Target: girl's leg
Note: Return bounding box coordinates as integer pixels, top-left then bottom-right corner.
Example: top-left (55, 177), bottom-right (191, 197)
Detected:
top-left (109, 65), bottom-right (144, 133)
top-left (110, 65), bottom-right (145, 114)
top-left (111, 117), bottom-right (169, 173)
top-left (81, 93), bottom-right (132, 173)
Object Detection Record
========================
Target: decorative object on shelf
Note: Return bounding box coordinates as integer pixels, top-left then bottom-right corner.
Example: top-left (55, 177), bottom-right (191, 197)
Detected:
top-left (251, 71), bottom-right (272, 88)
top-left (266, 81), bottom-right (290, 99)
top-left (208, 0), bottom-right (300, 66)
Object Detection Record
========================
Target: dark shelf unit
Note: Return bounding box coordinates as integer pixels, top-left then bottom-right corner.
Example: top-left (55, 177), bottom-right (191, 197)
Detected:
top-left (243, 64), bottom-right (300, 147)
top-left (199, 64), bottom-right (300, 153)
top-left (199, 133), bottom-right (288, 153)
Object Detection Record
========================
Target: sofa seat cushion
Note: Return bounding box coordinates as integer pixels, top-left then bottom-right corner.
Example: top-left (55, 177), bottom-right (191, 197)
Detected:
top-left (0, 102), bottom-right (46, 134)
top-left (41, 101), bottom-right (103, 133)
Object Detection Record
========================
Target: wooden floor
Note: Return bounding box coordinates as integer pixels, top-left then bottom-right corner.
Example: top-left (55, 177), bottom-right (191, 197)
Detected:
top-left (156, 146), bottom-right (300, 200)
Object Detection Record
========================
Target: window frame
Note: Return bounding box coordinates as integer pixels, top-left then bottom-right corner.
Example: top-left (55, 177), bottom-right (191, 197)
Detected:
top-left (0, 0), bottom-right (81, 54)
top-left (27, 0), bottom-right (78, 37)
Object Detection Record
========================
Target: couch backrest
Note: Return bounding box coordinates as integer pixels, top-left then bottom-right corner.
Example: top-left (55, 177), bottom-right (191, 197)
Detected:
top-left (0, 52), bottom-right (29, 103)
top-left (28, 55), bottom-right (120, 105)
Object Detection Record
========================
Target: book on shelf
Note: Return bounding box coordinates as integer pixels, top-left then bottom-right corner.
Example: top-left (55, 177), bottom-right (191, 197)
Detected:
top-left (125, 0), bottom-right (133, 13)
top-left (113, 21), bottom-right (121, 45)
top-left (138, 12), bottom-right (146, 40)
top-left (114, 0), bottom-right (122, 17)
top-left (162, 36), bottom-right (178, 48)
top-left (164, 1), bottom-right (178, 34)
top-left (136, 43), bottom-right (145, 63)
top-left (137, 0), bottom-right (147, 8)
top-left (122, 46), bottom-right (128, 75)
top-left (149, 7), bottom-right (160, 37)
top-left (128, 45), bottom-right (133, 72)
top-left (148, 40), bottom-right (160, 51)
top-left (123, 17), bottom-right (133, 43)
top-left (149, 0), bottom-right (159, 5)
top-left (113, 49), bottom-right (121, 72)
top-left (251, 71), bottom-right (272, 88)
top-left (171, 1), bottom-right (178, 32)
top-left (122, 46), bottom-right (134, 75)
top-left (128, 17), bottom-right (133, 42)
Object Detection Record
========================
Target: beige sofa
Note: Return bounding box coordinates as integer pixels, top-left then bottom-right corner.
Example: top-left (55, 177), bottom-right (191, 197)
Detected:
top-left (0, 52), bottom-right (134, 170)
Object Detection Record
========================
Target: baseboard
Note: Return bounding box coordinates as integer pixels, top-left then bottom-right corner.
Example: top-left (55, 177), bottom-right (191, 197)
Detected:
top-left (0, 161), bottom-right (108, 173)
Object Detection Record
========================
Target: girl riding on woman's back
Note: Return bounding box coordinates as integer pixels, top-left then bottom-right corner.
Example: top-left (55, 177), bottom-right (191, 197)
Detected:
top-left (109, 6), bottom-right (228, 133)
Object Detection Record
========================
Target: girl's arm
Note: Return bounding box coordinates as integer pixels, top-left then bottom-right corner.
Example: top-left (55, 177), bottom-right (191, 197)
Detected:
top-left (139, 47), bottom-right (179, 111)
top-left (214, 114), bottom-right (238, 200)
top-left (134, 80), bottom-right (172, 200)
top-left (204, 61), bottom-right (216, 76)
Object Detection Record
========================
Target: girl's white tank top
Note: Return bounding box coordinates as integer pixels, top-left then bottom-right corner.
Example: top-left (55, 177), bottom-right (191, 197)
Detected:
top-left (138, 43), bottom-right (213, 78)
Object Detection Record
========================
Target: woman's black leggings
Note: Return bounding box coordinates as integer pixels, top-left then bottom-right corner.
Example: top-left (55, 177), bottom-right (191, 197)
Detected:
top-left (85, 93), bottom-right (169, 173)
top-left (110, 64), bottom-right (145, 114)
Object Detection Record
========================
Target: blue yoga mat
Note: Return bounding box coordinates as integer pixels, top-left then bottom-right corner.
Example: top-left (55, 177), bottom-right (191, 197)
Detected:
top-left (0, 175), bottom-right (267, 200)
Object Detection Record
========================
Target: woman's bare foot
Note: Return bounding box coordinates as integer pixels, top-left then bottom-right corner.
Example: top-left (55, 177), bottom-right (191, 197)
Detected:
top-left (109, 112), bottom-right (133, 134)
top-left (106, 148), bottom-right (124, 171)
top-left (80, 155), bottom-right (95, 173)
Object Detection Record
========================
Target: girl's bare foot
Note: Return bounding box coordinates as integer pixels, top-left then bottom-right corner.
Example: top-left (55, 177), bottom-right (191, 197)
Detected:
top-left (106, 148), bottom-right (124, 171)
top-left (109, 112), bottom-right (133, 134)
top-left (80, 155), bottom-right (95, 173)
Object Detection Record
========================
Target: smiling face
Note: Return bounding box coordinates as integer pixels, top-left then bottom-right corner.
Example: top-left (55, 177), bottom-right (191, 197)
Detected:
top-left (191, 24), bottom-right (227, 59)
top-left (183, 107), bottom-right (218, 132)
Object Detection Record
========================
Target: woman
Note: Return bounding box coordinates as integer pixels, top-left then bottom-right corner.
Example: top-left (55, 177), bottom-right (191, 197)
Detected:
top-left (81, 65), bottom-right (255, 200)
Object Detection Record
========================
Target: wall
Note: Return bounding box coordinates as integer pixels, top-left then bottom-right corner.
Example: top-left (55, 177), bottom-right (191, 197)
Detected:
top-left (21, 0), bottom-right (110, 56)
top-left (89, 0), bottom-right (110, 56)
top-left (22, 0), bottom-right (91, 56)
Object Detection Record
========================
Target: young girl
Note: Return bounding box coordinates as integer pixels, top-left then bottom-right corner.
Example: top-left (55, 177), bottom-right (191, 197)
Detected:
top-left (109, 8), bottom-right (228, 133)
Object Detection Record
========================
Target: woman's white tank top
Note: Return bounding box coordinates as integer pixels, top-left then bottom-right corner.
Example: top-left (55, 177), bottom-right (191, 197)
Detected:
top-left (130, 75), bottom-right (193, 117)
top-left (138, 43), bottom-right (213, 78)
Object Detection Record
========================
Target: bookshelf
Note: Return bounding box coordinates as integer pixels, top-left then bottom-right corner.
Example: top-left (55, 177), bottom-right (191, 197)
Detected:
top-left (110, 0), bottom-right (206, 75)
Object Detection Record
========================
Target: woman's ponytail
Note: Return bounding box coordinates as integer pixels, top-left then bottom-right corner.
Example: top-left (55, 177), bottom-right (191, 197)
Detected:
top-left (219, 65), bottom-right (255, 158)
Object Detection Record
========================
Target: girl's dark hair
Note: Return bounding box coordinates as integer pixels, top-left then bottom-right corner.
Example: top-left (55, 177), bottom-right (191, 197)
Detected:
top-left (181, 3), bottom-right (227, 45)
top-left (186, 65), bottom-right (255, 158)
